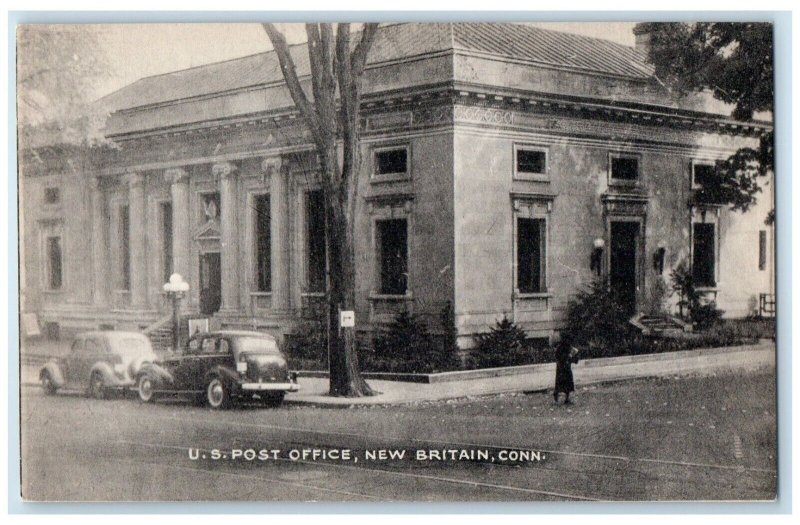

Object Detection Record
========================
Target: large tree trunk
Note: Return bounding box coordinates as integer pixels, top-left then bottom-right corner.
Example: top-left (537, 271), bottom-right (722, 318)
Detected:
top-left (319, 143), bottom-right (374, 397)
top-left (263, 23), bottom-right (378, 397)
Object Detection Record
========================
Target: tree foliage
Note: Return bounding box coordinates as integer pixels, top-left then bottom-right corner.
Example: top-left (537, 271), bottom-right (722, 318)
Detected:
top-left (17, 25), bottom-right (112, 146)
top-left (644, 22), bottom-right (774, 214)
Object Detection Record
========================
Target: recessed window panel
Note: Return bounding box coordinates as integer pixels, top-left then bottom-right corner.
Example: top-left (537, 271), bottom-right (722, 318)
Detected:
top-left (611, 156), bottom-right (639, 181)
top-left (375, 148), bottom-right (408, 175)
top-left (516, 149), bottom-right (547, 174)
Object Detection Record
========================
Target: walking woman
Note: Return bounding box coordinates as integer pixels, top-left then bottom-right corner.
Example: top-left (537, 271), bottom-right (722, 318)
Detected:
top-left (554, 343), bottom-right (580, 404)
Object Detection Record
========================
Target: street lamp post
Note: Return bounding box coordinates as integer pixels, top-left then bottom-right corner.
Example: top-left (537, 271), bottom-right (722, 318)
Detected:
top-left (163, 273), bottom-right (190, 352)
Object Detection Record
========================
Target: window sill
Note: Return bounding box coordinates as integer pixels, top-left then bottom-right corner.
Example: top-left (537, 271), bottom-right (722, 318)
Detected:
top-left (250, 291), bottom-right (272, 296)
top-left (513, 173), bottom-right (550, 183)
top-left (514, 291), bottom-right (552, 300)
top-left (608, 179), bottom-right (640, 188)
top-left (370, 173), bottom-right (410, 184)
top-left (369, 292), bottom-right (413, 301)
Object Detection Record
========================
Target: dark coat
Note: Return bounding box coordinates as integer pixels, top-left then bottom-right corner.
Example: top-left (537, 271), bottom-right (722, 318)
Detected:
top-left (554, 345), bottom-right (579, 394)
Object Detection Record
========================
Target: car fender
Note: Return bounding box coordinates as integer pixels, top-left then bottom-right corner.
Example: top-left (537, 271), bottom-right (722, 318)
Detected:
top-left (137, 362), bottom-right (174, 387)
top-left (205, 365), bottom-right (239, 387)
top-left (39, 361), bottom-right (65, 388)
top-left (89, 362), bottom-right (120, 386)
top-left (128, 355), bottom-right (155, 379)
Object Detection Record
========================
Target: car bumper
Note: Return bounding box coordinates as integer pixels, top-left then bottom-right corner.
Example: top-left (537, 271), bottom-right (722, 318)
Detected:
top-left (240, 382), bottom-right (299, 392)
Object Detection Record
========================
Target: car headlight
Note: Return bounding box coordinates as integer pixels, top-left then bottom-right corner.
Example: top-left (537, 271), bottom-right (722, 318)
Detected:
top-left (113, 363), bottom-right (126, 375)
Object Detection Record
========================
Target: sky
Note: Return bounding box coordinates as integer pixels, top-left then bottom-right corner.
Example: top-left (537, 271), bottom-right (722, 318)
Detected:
top-left (93, 22), bottom-right (638, 99)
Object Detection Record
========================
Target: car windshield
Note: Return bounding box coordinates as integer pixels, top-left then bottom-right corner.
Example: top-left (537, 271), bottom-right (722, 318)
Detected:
top-left (110, 337), bottom-right (153, 356)
top-left (235, 337), bottom-right (279, 355)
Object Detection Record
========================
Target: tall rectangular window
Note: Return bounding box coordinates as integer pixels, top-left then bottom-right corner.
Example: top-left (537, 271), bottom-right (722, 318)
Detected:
top-left (307, 190), bottom-right (326, 292)
top-left (517, 218), bottom-right (546, 293)
top-left (377, 219), bottom-right (408, 295)
top-left (692, 223), bottom-right (716, 287)
top-left (255, 194), bottom-right (271, 292)
top-left (46, 236), bottom-right (62, 289)
top-left (120, 205), bottom-right (130, 290)
top-left (161, 202), bottom-right (173, 283)
top-left (759, 230), bottom-right (767, 271)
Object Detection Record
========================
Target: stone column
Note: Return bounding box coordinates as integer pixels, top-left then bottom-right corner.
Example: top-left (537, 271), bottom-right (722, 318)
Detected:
top-left (90, 176), bottom-right (108, 306)
top-left (215, 162), bottom-right (240, 313)
top-left (127, 172), bottom-right (148, 309)
top-left (263, 157), bottom-right (290, 312)
top-left (165, 168), bottom-right (191, 282)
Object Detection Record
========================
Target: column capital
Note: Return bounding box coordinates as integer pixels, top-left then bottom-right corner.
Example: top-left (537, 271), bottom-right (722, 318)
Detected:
top-left (212, 162), bottom-right (237, 180)
top-left (165, 167), bottom-right (189, 185)
top-left (261, 156), bottom-right (282, 176)
top-left (123, 171), bottom-right (146, 189)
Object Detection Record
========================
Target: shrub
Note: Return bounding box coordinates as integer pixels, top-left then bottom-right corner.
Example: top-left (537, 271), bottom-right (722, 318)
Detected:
top-left (470, 316), bottom-right (533, 368)
top-left (366, 309), bottom-right (462, 374)
top-left (560, 279), bottom-right (632, 355)
top-left (283, 317), bottom-right (327, 369)
top-left (669, 262), bottom-right (724, 328)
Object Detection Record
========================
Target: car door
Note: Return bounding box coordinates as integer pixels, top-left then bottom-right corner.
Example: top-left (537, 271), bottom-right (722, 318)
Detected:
top-left (171, 336), bottom-right (206, 391)
top-left (82, 337), bottom-right (106, 386)
top-left (192, 335), bottom-right (221, 390)
top-left (64, 337), bottom-right (84, 386)
top-left (209, 336), bottom-right (234, 374)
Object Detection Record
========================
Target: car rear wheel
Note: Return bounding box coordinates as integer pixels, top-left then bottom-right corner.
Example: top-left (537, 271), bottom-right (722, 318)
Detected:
top-left (40, 371), bottom-right (57, 396)
top-left (138, 375), bottom-right (157, 403)
top-left (260, 392), bottom-right (285, 407)
top-left (206, 377), bottom-right (231, 409)
top-left (89, 372), bottom-right (106, 399)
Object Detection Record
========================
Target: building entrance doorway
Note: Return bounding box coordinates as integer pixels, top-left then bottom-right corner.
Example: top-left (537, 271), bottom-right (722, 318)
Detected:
top-left (609, 221), bottom-right (640, 315)
top-left (199, 252), bottom-right (221, 315)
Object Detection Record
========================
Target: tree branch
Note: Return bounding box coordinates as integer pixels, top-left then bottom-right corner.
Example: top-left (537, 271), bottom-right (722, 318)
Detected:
top-left (350, 23), bottom-right (379, 79)
top-left (261, 23), bottom-right (323, 147)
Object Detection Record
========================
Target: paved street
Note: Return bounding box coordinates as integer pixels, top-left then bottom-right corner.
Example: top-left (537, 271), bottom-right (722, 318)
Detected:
top-left (20, 368), bottom-right (776, 502)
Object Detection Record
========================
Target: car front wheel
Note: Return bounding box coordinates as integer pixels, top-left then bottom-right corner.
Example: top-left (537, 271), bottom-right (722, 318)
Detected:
top-left (138, 375), bottom-right (157, 403)
top-left (40, 371), bottom-right (57, 396)
top-left (206, 377), bottom-right (231, 409)
top-left (89, 372), bottom-right (106, 399)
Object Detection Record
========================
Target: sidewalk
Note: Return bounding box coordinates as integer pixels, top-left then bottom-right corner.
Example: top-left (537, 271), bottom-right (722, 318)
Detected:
top-left (20, 341), bottom-right (774, 406)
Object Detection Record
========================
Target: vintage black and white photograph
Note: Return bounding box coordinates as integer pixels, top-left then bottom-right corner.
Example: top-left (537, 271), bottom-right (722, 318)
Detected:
top-left (17, 20), bottom-right (777, 502)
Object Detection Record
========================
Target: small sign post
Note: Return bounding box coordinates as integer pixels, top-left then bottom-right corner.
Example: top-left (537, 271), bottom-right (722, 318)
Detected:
top-left (339, 310), bottom-right (355, 328)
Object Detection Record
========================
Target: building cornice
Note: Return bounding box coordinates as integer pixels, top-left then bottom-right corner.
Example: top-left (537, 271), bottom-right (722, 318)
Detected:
top-left (105, 80), bottom-right (769, 146)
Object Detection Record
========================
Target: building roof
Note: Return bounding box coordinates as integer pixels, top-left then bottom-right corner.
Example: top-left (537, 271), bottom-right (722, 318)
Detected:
top-left (100, 23), bottom-right (653, 113)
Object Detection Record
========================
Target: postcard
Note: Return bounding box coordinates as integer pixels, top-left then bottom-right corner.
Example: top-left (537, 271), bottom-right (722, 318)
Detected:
top-left (17, 21), bottom-right (777, 502)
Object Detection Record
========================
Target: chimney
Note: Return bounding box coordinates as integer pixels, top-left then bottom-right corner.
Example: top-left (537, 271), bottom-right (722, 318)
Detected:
top-left (632, 22), bottom-right (655, 55)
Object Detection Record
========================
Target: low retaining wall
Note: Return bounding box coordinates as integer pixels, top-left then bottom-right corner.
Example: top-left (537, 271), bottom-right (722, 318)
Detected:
top-left (297, 340), bottom-right (773, 384)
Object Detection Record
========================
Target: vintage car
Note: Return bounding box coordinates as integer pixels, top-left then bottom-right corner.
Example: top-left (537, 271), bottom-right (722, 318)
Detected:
top-left (136, 330), bottom-right (299, 408)
top-left (39, 331), bottom-right (158, 398)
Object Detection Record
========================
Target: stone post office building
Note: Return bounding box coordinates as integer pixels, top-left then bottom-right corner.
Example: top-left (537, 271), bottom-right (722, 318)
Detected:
top-left (20, 23), bottom-right (774, 347)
